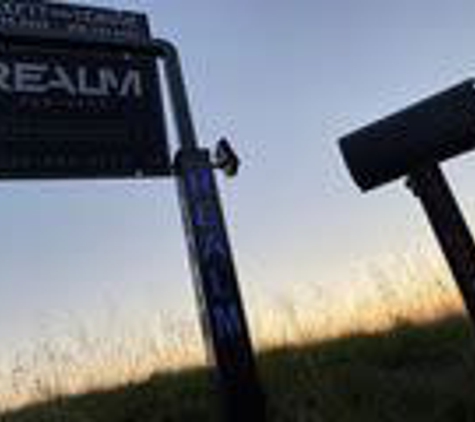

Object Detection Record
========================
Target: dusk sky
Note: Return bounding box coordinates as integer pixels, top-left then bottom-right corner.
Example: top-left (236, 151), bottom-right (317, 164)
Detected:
top-left (2, 0), bottom-right (475, 404)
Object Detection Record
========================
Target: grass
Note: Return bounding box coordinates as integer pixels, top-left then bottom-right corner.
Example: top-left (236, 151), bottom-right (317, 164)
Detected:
top-left (1, 312), bottom-right (474, 421)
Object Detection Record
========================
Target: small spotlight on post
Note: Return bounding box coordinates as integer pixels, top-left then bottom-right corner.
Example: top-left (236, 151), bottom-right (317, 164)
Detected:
top-left (214, 137), bottom-right (241, 177)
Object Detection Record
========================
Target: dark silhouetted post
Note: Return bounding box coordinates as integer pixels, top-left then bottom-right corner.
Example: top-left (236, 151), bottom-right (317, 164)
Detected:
top-left (339, 80), bottom-right (475, 330)
top-left (407, 165), bottom-right (475, 322)
top-left (0, 6), bottom-right (267, 418)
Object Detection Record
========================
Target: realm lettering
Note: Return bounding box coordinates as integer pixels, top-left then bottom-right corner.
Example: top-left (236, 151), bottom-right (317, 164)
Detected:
top-left (0, 61), bottom-right (143, 97)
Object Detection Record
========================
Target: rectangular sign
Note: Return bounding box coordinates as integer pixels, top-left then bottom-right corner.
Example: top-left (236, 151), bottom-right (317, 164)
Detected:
top-left (0, 1), bottom-right (151, 44)
top-left (0, 43), bottom-right (170, 179)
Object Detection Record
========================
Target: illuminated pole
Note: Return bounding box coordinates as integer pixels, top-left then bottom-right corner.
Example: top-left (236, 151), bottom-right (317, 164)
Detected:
top-left (156, 39), bottom-right (268, 421)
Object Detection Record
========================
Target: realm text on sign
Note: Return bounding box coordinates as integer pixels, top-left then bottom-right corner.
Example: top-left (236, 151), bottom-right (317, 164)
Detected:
top-left (0, 61), bottom-right (143, 97)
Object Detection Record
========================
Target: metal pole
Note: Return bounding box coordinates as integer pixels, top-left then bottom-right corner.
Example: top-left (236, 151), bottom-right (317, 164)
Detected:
top-left (152, 40), bottom-right (198, 151)
top-left (158, 40), bottom-right (267, 420)
top-left (407, 164), bottom-right (475, 325)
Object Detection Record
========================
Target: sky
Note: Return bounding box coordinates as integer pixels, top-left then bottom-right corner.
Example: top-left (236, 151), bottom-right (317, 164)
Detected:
top-left (2, 0), bottom-right (475, 403)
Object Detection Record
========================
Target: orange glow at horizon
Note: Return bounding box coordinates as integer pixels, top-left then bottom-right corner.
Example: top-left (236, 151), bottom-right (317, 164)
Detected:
top-left (0, 250), bottom-right (467, 411)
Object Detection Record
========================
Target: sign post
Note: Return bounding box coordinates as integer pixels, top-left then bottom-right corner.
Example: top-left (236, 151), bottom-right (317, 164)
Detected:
top-left (406, 165), bottom-right (475, 324)
top-left (0, 1), bottom-right (267, 420)
top-left (339, 80), bottom-right (475, 330)
top-left (159, 40), bottom-right (267, 421)
top-left (0, 1), bottom-right (170, 179)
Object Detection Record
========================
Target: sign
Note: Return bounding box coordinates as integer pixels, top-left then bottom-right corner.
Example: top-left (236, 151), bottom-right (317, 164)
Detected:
top-left (0, 43), bottom-right (170, 179)
top-left (0, 1), bottom-right (264, 419)
top-left (0, 2), bottom-right (171, 179)
top-left (408, 165), bottom-right (475, 329)
top-left (0, 1), bottom-right (150, 44)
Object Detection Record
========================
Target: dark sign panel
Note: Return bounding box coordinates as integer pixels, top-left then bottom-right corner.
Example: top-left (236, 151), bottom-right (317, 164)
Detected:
top-left (0, 43), bottom-right (170, 179)
top-left (0, 1), bottom-right (150, 44)
top-left (0, 1), bottom-right (171, 179)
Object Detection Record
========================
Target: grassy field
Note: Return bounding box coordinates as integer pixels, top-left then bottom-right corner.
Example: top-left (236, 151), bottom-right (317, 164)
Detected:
top-left (0, 313), bottom-right (474, 421)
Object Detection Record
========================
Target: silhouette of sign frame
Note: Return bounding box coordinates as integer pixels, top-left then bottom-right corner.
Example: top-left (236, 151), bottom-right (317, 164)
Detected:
top-left (0, 2), bottom-right (266, 420)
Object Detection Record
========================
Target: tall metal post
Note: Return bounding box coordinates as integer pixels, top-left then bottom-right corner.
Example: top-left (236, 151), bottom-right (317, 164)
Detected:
top-left (407, 164), bottom-right (475, 325)
top-left (157, 40), bottom-right (267, 421)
